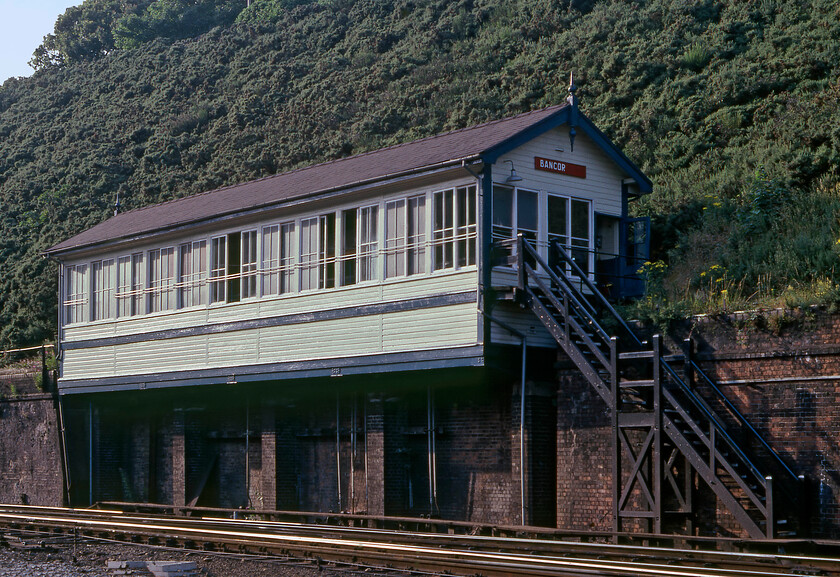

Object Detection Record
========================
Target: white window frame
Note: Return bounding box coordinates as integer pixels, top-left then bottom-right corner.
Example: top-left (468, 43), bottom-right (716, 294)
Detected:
top-left (386, 195), bottom-right (426, 278)
top-left (299, 216), bottom-right (320, 292)
top-left (178, 240), bottom-right (207, 309)
top-left (210, 235), bottom-right (227, 304)
top-left (241, 229), bottom-right (258, 300)
top-left (357, 204), bottom-right (379, 283)
top-left (545, 193), bottom-right (594, 277)
top-left (433, 185), bottom-right (476, 271)
top-left (262, 224), bottom-right (281, 297)
top-left (116, 252), bottom-right (145, 317)
top-left (385, 199), bottom-right (407, 279)
top-left (91, 259), bottom-right (115, 321)
top-left (148, 247), bottom-right (175, 313)
top-left (64, 264), bottom-right (88, 325)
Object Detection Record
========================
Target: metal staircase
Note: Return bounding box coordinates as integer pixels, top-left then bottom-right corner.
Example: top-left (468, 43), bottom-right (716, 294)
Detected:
top-left (513, 236), bottom-right (808, 538)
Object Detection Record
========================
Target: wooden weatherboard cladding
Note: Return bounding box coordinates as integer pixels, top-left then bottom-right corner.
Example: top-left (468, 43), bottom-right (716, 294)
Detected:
top-left (53, 101), bottom-right (653, 395)
top-left (534, 156), bottom-right (586, 179)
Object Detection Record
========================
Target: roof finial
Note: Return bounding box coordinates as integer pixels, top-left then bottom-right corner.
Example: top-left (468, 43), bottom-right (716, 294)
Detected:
top-left (114, 189), bottom-right (121, 217)
top-left (567, 71), bottom-right (578, 152)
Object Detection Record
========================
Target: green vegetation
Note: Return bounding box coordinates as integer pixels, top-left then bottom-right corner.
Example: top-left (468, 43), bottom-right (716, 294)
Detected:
top-left (1, 0), bottom-right (839, 346)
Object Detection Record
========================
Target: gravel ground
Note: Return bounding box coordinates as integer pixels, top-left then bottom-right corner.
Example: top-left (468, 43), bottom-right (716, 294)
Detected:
top-left (0, 537), bottom-right (374, 577)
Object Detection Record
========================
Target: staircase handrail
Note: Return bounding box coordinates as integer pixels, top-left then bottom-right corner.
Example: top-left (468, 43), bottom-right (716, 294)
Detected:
top-left (543, 238), bottom-right (644, 350)
top-left (518, 237), bottom-right (609, 345)
top-left (533, 238), bottom-right (800, 497)
top-left (518, 234), bottom-right (610, 324)
top-left (658, 360), bottom-right (767, 488)
top-left (516, 236), bottom-right (802, 511)
top-left (688, 359), bottom-right (800, 485)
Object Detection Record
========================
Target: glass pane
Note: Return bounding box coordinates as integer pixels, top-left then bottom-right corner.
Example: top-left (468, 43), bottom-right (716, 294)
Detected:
top-left (517, 189), bottom-right (538, 233)
top-left (386, 200), bottom-right (406, 278)
top-left (571, 199), bottom-right (589, 240)
top-left (300, 218), bottom-right (318, 291)
top-left (407, 195), bottom-right (425, 275)
top-left (262, 225), bottom-right (279, 296)
top-left (492, 185), bottom-right (513, 228)
top-left (280, 222), bottom-right (294, 294)
top-left (179, 243), bottom-right (192, 308)
top-left (210, 237), bottom-right (226, 303)
top-left (359, 206), bottom-right (378, 282)
top-left (320, 213), bottom-right (336, 289)
top-left (117, 256), bottom-right (131, 317)
top-left (131, 253), bottom-right (143, 316)
top-left (547, 195), bottom-right (568, 239)
top-left (241, 230), bottom-right (257, 299)
top-left (342, 208), bottom-right (357, 285)
top-left (572, 238), bottom-right (589, 276)
top-left (433, 189), bottom-right (454, 270)
top-left (456, 186), bottom-right (476, 267)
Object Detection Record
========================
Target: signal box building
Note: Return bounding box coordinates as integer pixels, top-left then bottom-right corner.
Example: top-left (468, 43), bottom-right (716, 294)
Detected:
top-left (47, 95), bottom-right (714, 532)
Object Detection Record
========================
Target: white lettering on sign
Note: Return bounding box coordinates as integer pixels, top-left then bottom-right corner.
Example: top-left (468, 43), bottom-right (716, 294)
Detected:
top-left (539, 158), bottom-right (566, 172)
top-left (533, 156), bottom-right (586, 178)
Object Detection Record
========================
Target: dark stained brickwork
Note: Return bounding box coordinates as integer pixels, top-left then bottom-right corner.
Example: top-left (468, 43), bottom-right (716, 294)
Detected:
top-left (0, 394), bottom-right (63, 506)
top-left (7, 312), bottom-right (840, 538)
top-left (669, 309), bottom-right (840, 538)
top-left (555, 370), bottom-right (612, 531)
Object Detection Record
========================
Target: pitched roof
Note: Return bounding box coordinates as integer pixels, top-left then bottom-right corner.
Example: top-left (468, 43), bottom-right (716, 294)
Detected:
top-left (46, 103), bottom-right (648, 255)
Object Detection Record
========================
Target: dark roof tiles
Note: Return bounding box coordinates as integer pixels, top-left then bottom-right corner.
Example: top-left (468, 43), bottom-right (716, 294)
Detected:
top-left (47, 104), bottom-right (567, 254)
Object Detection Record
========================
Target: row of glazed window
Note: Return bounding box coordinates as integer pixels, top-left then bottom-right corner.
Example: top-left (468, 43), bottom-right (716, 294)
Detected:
top-left (63, 186), bottom-right (477, 325)
top-left (492, 184), bottom-right (593, 274)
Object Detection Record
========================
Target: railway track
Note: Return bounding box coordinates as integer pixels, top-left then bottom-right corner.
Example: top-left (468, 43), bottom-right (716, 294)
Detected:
top-left (1, 504), bottom-right (839, 576)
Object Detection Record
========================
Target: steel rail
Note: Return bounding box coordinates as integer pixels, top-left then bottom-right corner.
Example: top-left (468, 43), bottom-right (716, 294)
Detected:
top-left (1, 506), bottom-right (839, 577)
top-left (2, 503), bottom-right (837, 569)
top-left (4, 503), bottom-right (837, 566)
top-left (0, 514), bottom-right (805, 577)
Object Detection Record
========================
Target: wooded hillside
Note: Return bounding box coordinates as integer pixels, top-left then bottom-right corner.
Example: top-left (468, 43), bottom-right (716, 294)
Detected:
top-left (1, 0), bottom-right (839, 346)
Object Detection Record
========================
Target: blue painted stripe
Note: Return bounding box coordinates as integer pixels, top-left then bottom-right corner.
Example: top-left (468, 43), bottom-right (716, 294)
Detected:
top-left (62, 290), bottom-right (478, 351)
top-left (57, 345), bottom-right (486, 395)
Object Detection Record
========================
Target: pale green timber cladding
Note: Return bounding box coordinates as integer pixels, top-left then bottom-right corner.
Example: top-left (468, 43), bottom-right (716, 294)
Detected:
top-left (61, 271), bottom-right (479, 380)
top-left (59, 124), bottom-right (631, 378)
top-left (488, 127), bottom-right (625, 347)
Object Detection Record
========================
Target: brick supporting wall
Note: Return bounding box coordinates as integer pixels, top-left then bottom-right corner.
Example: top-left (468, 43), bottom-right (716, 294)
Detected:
top-left (170, 409), bottom-right (186, 507)
top-left (257, 405), bottom-right (277, 510)
top-left (555, 369), bottom-right (612, 531)
top-left (0, 394), bottom-right (64, 506)
top-left (41, 314), bottom-right (840, 538)
top-left (365, 395), bottom-right (385, 515)
top-left (668, 309), bottom-right (840, 538)
top-left (549, 308), bottom-right (840, 538)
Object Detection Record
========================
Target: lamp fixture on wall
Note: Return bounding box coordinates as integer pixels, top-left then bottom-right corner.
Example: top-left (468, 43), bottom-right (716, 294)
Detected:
top-left (504, 160), bottom-right (523, 183)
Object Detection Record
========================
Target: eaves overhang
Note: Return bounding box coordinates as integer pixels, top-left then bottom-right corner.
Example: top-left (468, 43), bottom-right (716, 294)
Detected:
top-left (44, 156), bottom-right (485, 260)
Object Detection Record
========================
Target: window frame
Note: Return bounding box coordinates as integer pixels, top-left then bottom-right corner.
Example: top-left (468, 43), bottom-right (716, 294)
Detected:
top-left (178, 240), bottom-right (208, 309)
top-left (64, 263), bottom-right (89, 325)
top-left (386, 194), bottom-right (426, 279)
top-left (61, 179), bottom-right (492, 328)
top-left (546, 193), bottom-right (593, 277)
top-left (90, 258), bottom-right (115, 322)
top-left (115, 252), bottom-right (145, 318)
top-left (147, 246), bottom-right (176, 314)
top-left (210, 235), bottom-right (227, 304)
top-left (433, 185), bottom-right (476, 272)
top-left (240, 229), bottom-right (258, 300)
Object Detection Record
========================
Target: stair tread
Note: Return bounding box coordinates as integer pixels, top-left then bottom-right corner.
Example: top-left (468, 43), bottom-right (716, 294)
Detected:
top-left (522, 262), bottom-right (794, 539)
top-left (620, 379), bottom-right (655, 387)
top-left (619, 350), bottom-right (655, 360)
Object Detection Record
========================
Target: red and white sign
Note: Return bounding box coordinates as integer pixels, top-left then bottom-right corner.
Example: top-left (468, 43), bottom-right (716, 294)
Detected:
top-left (534, 157), bottom-right (586, 179)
